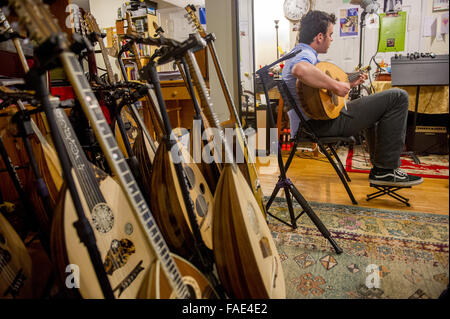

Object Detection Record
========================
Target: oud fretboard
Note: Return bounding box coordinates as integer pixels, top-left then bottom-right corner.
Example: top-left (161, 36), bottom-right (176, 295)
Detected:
top-left (59, 51), bottom-right (188, 298)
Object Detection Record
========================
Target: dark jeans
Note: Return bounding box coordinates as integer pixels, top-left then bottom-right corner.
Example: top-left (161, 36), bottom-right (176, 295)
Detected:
top-left (307, 88), bottom-right (410, 169)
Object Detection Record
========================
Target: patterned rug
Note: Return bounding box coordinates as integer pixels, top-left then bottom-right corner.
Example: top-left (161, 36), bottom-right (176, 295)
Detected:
top-left (267, 198), bottom-right (449, 299)
top-left (336, 145), bottom-right (449, 179)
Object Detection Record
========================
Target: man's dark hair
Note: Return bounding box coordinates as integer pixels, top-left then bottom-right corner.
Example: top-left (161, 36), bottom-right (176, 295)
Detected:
top-left (298, 11), bottom-right (336, 44)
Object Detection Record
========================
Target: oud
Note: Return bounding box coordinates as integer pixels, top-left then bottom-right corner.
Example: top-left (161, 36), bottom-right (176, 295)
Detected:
top-left (138, 41), bottom-right (215, 258)
top-left (0, 203), bottom-right (33, 299)
top-left (296, 61), bottom-right (370, 120)
top-left (50, 103), bottom-right (155, 298)
top-left (184, 49), bottom-right (286, 298)
top-left (9, 0), bottom-right (218, 299)
top-left (184, 5), bottom-right (266, 217)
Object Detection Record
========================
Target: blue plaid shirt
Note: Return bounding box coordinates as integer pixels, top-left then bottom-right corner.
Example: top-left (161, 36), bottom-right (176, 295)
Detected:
top-left (281, 43), bottom-right (319, 136)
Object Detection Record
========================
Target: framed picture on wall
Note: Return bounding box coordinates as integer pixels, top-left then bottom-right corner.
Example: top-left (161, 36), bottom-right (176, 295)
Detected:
top-left (433, 0), bottom-right (449, 12)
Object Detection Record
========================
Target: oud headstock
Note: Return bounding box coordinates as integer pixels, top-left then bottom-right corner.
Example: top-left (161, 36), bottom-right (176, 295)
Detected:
top-left (8, 0), bottom-right (67, 46)
top-left (184, 5), bottom-right (206, 37)
top-left (84, 11), bottom-right (101, 35)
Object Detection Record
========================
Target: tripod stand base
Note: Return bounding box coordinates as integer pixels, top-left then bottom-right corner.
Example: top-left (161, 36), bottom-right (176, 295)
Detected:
top-left (266, 177), bottom-right (343, 254)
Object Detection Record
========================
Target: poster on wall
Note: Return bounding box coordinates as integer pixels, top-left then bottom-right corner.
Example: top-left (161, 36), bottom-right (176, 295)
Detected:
top-left (442, 12), bottom-right (449, 34)
top-left (378, 11), bottom-right (407, 52)
top-left (339, 7), bottom-right (359, 37)
top-left (433, 0), bottom-right (449, 12)
top-left (384, 0), bottom-right (403, 13)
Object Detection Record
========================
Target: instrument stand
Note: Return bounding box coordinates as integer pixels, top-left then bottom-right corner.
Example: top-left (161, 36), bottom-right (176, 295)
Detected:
top-left (25, 35), bottom-right (116, 299)
top-left (367, 184), bottom-right (411, 207)
top-left (256, 55), bottom-right (343, 254)
top-left (12, 108), bottom-right (54, 222)
top-left (0, 134), bottom-right (51, 252)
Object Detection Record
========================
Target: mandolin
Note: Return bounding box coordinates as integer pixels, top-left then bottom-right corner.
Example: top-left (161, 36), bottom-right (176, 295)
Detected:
top-left (296, 61), bottom-right (370, 120)
top-left (184, 5), bottom-right (266, 217)
top-left (0, 203), bottom-right (33, 299)
top-left (184, 49), bottom-right (286, 298)
top-left (10, 0), bottom-right (218, 299)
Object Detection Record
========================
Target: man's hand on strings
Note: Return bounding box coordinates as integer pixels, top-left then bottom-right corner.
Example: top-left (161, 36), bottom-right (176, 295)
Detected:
top-left (350, 72), bottom-right (368, 88)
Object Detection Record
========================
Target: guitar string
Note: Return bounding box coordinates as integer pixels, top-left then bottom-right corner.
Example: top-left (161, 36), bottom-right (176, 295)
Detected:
top-left (54, 110), bottom-right (128, 279)
top-left (0, 254), bottom-right (17, 284)
top-left (55, 110), bottom-right (101, 209)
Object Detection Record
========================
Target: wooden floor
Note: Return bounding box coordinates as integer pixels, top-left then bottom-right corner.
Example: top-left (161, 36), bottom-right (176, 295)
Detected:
top-left (256, 151), bottom-right (449, 216)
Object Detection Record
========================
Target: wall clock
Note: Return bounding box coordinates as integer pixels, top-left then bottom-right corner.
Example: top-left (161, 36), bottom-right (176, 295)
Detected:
top-left (283, 0), bottom-right (312, 22)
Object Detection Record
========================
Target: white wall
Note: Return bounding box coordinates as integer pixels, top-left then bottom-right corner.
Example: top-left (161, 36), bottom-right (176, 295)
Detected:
top-left (88, 0), bottom-right (129, 78)
top-left (254, 0), bottom-right (292, 69)
top-left (253, 0), bottom-right (449, 73)
top-left (238, 0), bottom-right (255, 94)
top-left (205, 0), bottom-right (239, 123)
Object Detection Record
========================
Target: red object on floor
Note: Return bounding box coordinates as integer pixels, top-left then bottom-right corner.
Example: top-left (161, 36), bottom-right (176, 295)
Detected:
top-left (343, 145), bottom-right (449, 179)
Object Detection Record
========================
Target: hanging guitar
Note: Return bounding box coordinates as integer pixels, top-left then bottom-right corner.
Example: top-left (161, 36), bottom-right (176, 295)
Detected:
top-left (183, 48), bottom-right (286, 298)
top-left (9, 0), bottom-right (219, 299)
top-left (184, 5), bottom-right (266, 216)
top-left (296, 61), bottom-right (370, 120)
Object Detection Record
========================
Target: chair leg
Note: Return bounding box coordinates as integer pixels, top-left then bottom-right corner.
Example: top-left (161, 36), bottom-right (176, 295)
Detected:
top-left (317, 142), bottom-right (358, 205)
top-left (327, 144), bottom-right (351, 182)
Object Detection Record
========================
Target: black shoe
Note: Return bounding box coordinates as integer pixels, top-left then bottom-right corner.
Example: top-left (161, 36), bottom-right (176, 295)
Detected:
top-left (369, 168), bottom-right (423, 187)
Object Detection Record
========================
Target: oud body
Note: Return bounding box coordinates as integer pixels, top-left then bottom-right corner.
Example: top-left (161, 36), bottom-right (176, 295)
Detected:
top-left (149, 140), bottom-right (213, 258)
top-left (213, 165), bottom-right (285, 299)
top-left (51, 170), bottom-right (156, 299)
top-left (0, 212), bottom-right (33, 299)
top-left (181, 50), bottom-right (286, 299)
top-left (296, 61), bottom-right (349, 120)
top-left (138, 253), bottom-right (217, 299)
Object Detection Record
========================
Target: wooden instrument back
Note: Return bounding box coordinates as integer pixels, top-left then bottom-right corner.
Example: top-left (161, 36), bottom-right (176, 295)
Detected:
top-left (213, 166), bottom-right (285, 298)
top-left (296, 61), bottom-right (349, 120)
top-left (150, 140), bottom-right (214, 258)
top-left (0, 212), bottom-right (33, 299)
top-left (182, 50), bottom-right (286, 298)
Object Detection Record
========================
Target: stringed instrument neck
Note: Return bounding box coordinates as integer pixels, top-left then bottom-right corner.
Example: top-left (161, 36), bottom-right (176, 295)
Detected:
top-left (84, 12), bottom-right (116, 85)
top-left (10, 0), bottom-right (192, 299)
top-left (183, 50), bottom-right (237, 168)
top-left (125, 12), bottom-right (143, 70)
top-left (346, 65), bottom-right (371, 83)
